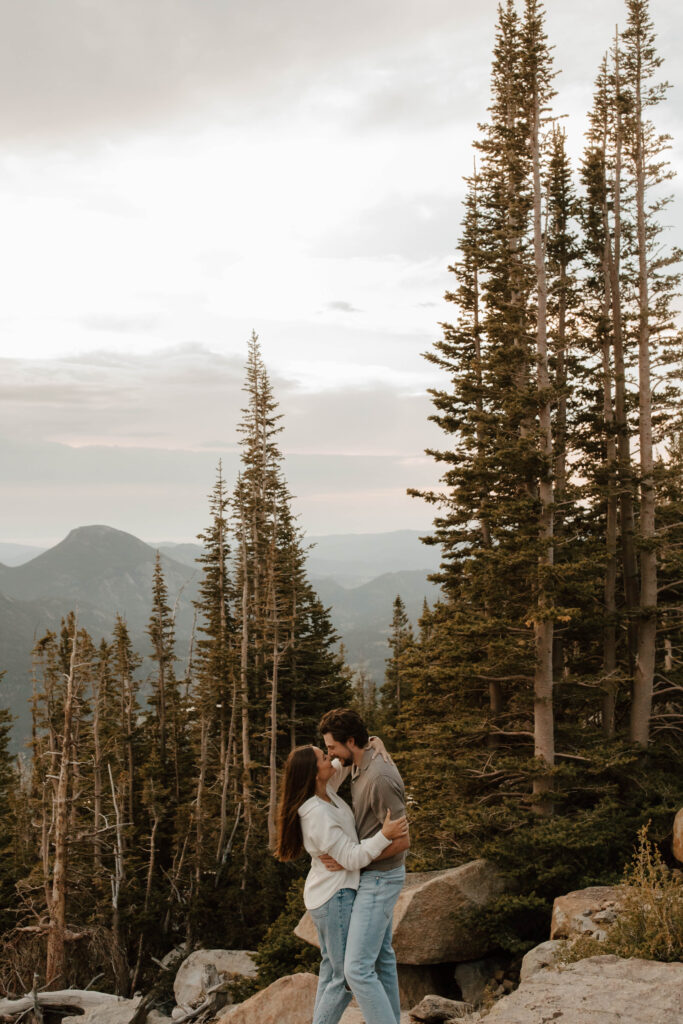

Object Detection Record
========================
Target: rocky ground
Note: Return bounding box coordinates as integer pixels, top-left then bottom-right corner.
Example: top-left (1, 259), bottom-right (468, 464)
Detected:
top-left (4, 810), bottom-right (681, 1024)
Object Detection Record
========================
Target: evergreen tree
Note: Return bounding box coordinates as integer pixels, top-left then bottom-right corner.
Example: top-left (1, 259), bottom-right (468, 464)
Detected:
top-left (191, 461), bottom-right (236, 921)
top-left (380, 595), bottom-right (414, 729)
top-left (621, 0), bottom-right (682, 745)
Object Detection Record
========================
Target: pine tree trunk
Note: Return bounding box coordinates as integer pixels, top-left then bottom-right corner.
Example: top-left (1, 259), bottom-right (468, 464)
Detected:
top-left (124, 674), bottom-right (135, 835)
top-left (216, 675), bottom-right (237, 869)
top-left (131, 805), bottom-right (159, 993)
top-left (46, 629), bottom-right (78, 988)
top-left (92, 674), bottom-right (103, 876)
top-left (630, 36), bottom-right (656, 747)
top-left (530, 84), bottom-right (555, 814)
top-left (158, 657), bottom-right (167, 768)
top-left (195, 713), bottom-right (208, 892)
top-left (217, 474), bottom-right (229, 765)
top-left (267, 639), bottom-right (279, 849)
top-left (607, 36), bottom-right (639, 669)
top-left (601, 260), bottom-right (619, 737)
top-left (266, 505), bottom-right (281, 850)
top-left (107, 764), bottom-right (128, 996)
top-left (239, 530), bottom-right (252, 875)
top-left (552, 259), bottom-right (568, 685)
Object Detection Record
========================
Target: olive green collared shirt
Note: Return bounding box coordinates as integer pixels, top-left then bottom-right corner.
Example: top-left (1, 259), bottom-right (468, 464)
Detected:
top-left (351, 747), bottom-right (407, 873)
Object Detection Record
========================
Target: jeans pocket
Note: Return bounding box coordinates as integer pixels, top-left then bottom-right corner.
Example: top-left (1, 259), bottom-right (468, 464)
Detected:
top-left (310, 902), bottom-right (329, 925)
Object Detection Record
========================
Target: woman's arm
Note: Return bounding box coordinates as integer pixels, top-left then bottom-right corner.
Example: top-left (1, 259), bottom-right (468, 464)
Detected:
top-left (371, 830), bottom-right (410, 862)
top-left (319, 827), bottom-right (410, 872)
top-left (327, 758), bottom-right (351, 794)
top-left (308, 810), bottom-right (408, 872)
top-left (319, 820), bottom-right (392, 871)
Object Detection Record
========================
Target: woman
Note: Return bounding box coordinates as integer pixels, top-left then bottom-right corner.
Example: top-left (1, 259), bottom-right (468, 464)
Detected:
top-left (275, 743), bottom-right (408, 1024)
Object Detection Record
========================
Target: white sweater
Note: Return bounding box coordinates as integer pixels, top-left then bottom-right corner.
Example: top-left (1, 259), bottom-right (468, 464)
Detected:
top-left (298, 764), bottom-right (391, 910)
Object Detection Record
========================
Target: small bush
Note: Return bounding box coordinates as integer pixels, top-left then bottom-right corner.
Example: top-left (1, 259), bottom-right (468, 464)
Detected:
top-left (564, 823), bottom-right (683, 964)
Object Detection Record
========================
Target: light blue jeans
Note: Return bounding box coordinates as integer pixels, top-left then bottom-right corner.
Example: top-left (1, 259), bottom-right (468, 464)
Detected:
top-left (309, 887), bottom-right (356, 1024)
top-left (344, 866), bottom-right (405, 1024)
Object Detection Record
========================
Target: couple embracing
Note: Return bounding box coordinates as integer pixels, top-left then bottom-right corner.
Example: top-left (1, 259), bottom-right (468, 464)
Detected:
top-left (276, 707), bottom-right (409, 1024)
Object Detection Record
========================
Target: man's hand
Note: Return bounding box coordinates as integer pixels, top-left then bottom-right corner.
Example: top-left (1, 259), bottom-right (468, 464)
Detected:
top-left (371, 827), bottom-right (410, 863)
top-left (320, 854), bottom-right (344, 872)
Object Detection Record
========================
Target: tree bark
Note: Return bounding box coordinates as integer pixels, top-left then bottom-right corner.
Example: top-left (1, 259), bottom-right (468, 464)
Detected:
top-left (46, 626), bottom-right (79, 988)
top-left (606, 34), bottom-right (639, 669)
top-left (238, 520), bottom-right (253, 881)
top-left (630, 21), bottom-right (656, 747)
top-left (530, 79), bottom-right (555, 815)
top-left (601, 259), bottom-right (619, 738)
top-left (107, 763), bottom-right (129, 996)
top-left (92, 669), bottom-right (103, 876)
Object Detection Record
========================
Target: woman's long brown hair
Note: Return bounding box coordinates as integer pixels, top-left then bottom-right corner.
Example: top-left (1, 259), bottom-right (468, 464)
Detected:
top-left (275, 745), bottom-right (318, 861)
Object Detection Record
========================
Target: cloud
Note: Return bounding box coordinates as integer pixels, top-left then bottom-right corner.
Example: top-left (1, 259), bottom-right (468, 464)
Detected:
top-left (79, 313), bottom-right (161, 334)
top-left (2, 0), bottom-right (678, 151)
top-left (0, 344), bottom-right (443, 540)
top-left (0, 0), bottom-right (482, 145)
top-left (0, 344), bottom-right (441, 454)
top-left (313, 192), bottom-right (463, 261)
top-left (325, 301), bottom-right (362, 313)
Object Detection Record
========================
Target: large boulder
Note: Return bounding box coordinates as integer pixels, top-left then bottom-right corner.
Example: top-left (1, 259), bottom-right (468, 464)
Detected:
top-left (674, 808), bottom-right (683, 863)
top-left (519, 940), bottom-right (566, 982)
top-left (173, 949), bottom-right (257, 1009)
top-left (217, 972), bottom-right (317, 1024)
top-left (340, 1009), bottom-right (412, 1023)
top-left (63, 1001), bottom-right (171, 1024)
top-left (482, 955), bottom-right (683, 1024)
top-left (549, 885), bottom-right (622, 941)
top-left (293, 910), bottom-right (319, 947)
top-left (296, 862), bottom-right (506, 965)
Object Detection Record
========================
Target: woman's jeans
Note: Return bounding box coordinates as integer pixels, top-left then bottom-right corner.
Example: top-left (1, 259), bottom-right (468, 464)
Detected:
top-left (343, 866), bottom-right (405, 1024)
top-left (309, 887), bottom-right (355, 1024)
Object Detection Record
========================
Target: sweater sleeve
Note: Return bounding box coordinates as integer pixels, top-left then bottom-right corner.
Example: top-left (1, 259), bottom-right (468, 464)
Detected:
top-left (316, 815), bottom-right (391, 869)
top-left (328, 758), bottom-right (351, 794)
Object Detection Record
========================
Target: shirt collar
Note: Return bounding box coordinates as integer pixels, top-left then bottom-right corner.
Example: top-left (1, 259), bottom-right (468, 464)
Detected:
top-left (351, 747), bottom-right (373, 781)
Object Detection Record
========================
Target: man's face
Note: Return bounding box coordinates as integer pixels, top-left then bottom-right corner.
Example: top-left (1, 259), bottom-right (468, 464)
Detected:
top-left (323, 732), bottom-right (354, 766)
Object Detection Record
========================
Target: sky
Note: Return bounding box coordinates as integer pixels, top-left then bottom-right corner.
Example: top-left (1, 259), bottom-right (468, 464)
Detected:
top-left (1, 0), bottom-right (682, 546)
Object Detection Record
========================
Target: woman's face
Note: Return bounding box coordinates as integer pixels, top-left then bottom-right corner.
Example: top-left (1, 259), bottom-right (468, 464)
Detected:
top-left (313, 746), bottom-right (335, 784)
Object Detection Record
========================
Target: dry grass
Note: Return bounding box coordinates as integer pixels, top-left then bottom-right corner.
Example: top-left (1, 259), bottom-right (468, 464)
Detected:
top-left (563, 823), bottom-right (683, 964)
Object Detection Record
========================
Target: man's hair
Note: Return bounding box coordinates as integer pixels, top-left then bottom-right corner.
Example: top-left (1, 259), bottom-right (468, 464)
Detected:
top-left (318, 707), bottom-right (369, 748)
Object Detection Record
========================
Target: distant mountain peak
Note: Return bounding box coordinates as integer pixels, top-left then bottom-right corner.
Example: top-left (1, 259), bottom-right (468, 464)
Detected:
top-left (65, 524), bottom-right (148, 543)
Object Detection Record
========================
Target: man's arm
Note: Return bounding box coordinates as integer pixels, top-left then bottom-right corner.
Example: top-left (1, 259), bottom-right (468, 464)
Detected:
top-left (370, 829), bottom-right (409, 863)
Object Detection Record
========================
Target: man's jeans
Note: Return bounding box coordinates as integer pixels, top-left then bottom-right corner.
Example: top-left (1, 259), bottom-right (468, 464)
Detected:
top-left (344, 866), bottom-right (405, 1024)
top-left (309, 887), bottom-right (355, 1024)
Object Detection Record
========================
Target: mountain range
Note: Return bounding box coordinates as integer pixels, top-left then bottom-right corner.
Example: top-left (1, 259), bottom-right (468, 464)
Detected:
top-left (0, 525), bottom-right (441, 747)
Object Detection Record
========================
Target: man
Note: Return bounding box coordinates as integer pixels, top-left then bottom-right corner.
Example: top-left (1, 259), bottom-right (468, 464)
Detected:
top-left (318, 707), bottom-right (409, 1024)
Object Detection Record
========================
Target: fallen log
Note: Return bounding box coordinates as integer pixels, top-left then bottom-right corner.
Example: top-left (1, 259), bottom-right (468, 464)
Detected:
top-left (0, 989), bottom-right (125, 1016)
